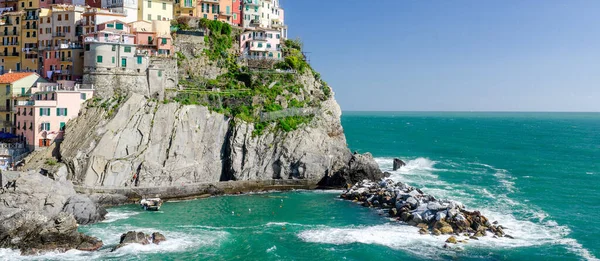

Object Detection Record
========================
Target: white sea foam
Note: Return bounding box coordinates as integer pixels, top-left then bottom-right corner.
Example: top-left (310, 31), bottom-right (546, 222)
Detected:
top-left (266, 245), bottom-right (277, 253)
top-left (0, 225), bottom-right (230, 261)
top-left (102, 210), bottom-right (140, 223)
top-left (369, 156), bottom-right (599, 261)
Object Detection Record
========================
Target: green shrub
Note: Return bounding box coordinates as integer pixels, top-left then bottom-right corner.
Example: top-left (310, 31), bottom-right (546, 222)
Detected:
top-left (45, 158), bottom-right (57, 166)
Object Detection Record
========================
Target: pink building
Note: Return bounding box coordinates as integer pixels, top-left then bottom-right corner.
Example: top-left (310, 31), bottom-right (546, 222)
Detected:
top-left (14, 81), bottom-right (94, 150)
top-left (239, 27), bottom-right (282, 59)
top-left (129, 20), bottom-right (173, 56)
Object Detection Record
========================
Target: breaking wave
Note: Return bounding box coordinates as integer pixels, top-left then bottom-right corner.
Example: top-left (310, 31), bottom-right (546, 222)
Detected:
top-left (340, 156), bottom-right (598, 261)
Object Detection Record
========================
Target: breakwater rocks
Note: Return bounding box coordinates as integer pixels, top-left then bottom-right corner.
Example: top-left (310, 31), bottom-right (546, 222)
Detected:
top-left (340, 179), bottom-right (512, 244)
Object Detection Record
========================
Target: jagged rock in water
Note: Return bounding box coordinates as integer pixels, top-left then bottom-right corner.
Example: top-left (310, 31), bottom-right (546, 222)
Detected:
top-left (0, 171), bottom-right (105, 254)
top-left (446, 236), bottom-right (458, 244)
top-left (113, 231), bottom-right (167, 251)
top-left (152, 232), bottom-right (167, 244)
top-left (393, 158), bottom-right (406, 171)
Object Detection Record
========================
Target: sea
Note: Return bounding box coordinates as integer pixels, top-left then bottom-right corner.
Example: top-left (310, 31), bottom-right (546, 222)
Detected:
top-left (2, 112), bottom-right (599, 260)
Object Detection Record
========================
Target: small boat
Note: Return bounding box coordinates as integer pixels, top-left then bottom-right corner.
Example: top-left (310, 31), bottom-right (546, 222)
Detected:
top-left (140, 198), bottom-right (163, 211)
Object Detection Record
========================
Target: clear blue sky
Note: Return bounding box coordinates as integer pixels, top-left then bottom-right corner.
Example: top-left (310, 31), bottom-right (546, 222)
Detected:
top-left (281, 0), bottom-right (600, 112)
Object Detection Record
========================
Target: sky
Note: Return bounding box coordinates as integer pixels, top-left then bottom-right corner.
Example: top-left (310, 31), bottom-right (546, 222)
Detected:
top-left (281, 0), bottom-right (600, 112)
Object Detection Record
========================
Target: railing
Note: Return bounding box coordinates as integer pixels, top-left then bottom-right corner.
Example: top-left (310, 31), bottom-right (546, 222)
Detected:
top-left (202, 0), bottom-right (219, 3)
top-left (252, 35), bottom-right (267, 41)
top-left (3, 41), bottom-right (18, 45)
top-left (239, 54), bottom-right (283, 61)
top-left (53, 32), bottom-right (66, 37)
top-left (2, 31), bottom-right (18, 36)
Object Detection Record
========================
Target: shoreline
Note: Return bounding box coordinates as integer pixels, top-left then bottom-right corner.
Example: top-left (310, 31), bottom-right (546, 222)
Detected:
top-left (75, 179), bottom-right (324, 206)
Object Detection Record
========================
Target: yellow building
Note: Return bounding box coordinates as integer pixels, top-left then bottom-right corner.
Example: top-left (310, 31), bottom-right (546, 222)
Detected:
top-left (138, 0), bottom-right (174, 22)
top-left (19, 0), bottom-right (40, 73)
top-left (0, 72), bottom-right (45, 132)
top-left (0, 12), bottom-right (23, 73)
top-left (174, 0), bottom-right (197, 17)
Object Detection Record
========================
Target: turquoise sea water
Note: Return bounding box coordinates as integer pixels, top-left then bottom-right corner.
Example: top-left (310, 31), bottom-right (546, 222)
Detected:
top-left (3, 112), bottom-right (599, 260)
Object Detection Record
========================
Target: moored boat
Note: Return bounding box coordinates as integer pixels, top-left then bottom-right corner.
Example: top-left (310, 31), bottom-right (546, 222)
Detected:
top-left (140, 198), bottom-right (163, 211)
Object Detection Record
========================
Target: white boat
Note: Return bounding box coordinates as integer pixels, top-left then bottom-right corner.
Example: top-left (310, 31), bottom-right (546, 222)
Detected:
top-left (140, 198), bottom-right (163, 211)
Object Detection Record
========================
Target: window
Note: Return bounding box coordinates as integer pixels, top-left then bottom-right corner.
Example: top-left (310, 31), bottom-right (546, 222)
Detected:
top-left (58, 15), bottom-right (61, 21)
top-left (121, 58), bottom-right (127, 67)
top-left (148, 36), bottom-right (152, 43)
top-left (41, 122), bottom-right (50, 130)
top-left (137, 56), bottom-right (142, 64)
top-left (65, 14), bottom-right (69, 20)
top-left (162, 3), bottom-right (166, 10)
top-left (39, 108), bottom-right (51, 116)
top-left (147, 0), bottom-right (151, 8)
top-left (257, 43), bottom-right (263, 47)
top-left (161, 38), bottom-right (167, 44)
top-left (266, 43), bottom-right (271, 48)
top-left (56, 108), bottom-right (67, 116)
top-left (112, 45), bottom-right (116, 51)
top-left (85, 44), bottom-right (90, 51)
top-left (115, 23), bottom-right (123, 30)
top-left (148, 14), bottom-right (151, 21)
top-left (97, 55), bottom-right (102, 63)
top-left (158, 70), bottom-right (162, 77)
top-left (107, 23), bottom-right (114, 28)
top-left (203, 14), bottom-right (207, 19)
top-left (60, 122), bottom-right (65, 131)
top-left (80, 93), bottom-right (86, 100)
top-left (124, 46), bottom-right (131, 53)
top-left (233, 14), bottom-right (237, 20)
top-left (157, 15), bottom-right (162, 21)
top-left (112, 56), bottom-right (115, 63)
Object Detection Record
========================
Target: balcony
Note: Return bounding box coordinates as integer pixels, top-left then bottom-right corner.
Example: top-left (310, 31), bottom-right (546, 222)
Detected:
top-left (53, 32), bottom-right (66, 37)
top-left (252, 35), bottom-right (267, 41)
top-left (250, 19), bottom-right (260, 25)
top-left (3, 41), bottom-right (19, 46)
top-left (244, 0), bottom-right (258, 6)
top-left (220, 11), bottom-right (233, 17)
top-left (201, 0), bottom-right (219, 3)
top-left (60, 57), bottom-right (73, 62)
top-left (25, 15), bottom-right (39, 21)
top-left (16, 101), bottom-right (34, 106)
top-left (2, 31), bottom-right (19, 36)
top-left (56, 43), bottom-right (83, 49)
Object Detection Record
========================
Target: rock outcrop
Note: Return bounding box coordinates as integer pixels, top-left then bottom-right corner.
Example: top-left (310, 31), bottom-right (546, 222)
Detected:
top-left (59, 87), bottom-right (382, 191)
top-left (113, 231), bottom-right (166, 251)
top-left (340, 178), bottom-right (510, 241)
top-left (0, 171), bottom-right (105, 254)
top-left (393, 158), bottom-right (406, 171)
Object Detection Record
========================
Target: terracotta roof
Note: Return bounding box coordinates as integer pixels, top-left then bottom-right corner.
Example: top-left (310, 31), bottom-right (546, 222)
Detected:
top-left (0, 72), bottom-right (36, 84)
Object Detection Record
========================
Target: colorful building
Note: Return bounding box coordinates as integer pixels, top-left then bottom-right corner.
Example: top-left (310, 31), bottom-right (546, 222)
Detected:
top-left (137, 0), bottom-right (173, 22)
top-left (14, 80), bottom-right (94, 149)
top-left (19, 0), bottom-right (40, 73)
top-left (129, 20), bottom-right (173, 56)
top-left (81, 7), bottom-right (129, 35)
top-left (198, 0), bottom-right (220, 21)
top-left (83, 20), bottom-right (150, 70)
top-left (101, 0), bottom-right (138, 23)
top-left (0, 71), bottom-right (45, 133)
top-left (231, 0), bottom-right (241, 26)
top-left (173, 0), bottom-right (196, 17)
top-left (0, 11), bottom-right (22, 74)
top-left (239, 27), bottom-right (281, 59)
top-left (39, 5), bottom-right (85, 81)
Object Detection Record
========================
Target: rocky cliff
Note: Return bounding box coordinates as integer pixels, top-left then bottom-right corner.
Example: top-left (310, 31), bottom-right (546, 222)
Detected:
top-left (59, 89), bottom-right (381, 189)
top-left (56, 22), bottom-right (382, 193)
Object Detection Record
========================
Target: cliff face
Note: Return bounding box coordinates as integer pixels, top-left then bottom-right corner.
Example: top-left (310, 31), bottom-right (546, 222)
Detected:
top-left (59, 91), bottom-right (369, 188)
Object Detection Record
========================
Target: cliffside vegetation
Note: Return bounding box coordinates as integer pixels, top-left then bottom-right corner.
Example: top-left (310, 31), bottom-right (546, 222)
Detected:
top-left (170, 19), bottom-right (332, 136)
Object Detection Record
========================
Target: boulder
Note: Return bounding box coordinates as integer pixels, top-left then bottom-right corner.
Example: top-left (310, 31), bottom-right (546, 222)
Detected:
top-left (446, 236), bottom-right (457, 244)
top-left (62, 194), bottom-right (108, 225)
top-left (113, 231), bottom-right (167, 250)
top-left (392, 158), bottom-right (406, 171)
top-left (152, 232), bottom-right (167, 244)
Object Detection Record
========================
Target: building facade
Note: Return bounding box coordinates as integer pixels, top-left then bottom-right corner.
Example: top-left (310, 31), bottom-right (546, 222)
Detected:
top-left (14, 80), bottom-right (94, 149)
top-left (129, 20), bottom-right (173, 56)
top-left (0, 71), bottom-right (45, 133)
top-left (173, 0), bottom-right (196, 17)
top-left (101, 0), bottom-right (138, 22)
top-left (137, 0), bottom-right (173, 22)
top-left (39, 5), bottom-right (85, 82)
